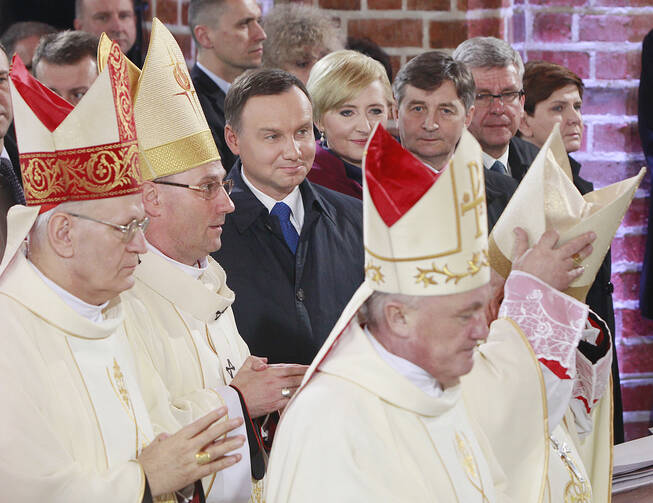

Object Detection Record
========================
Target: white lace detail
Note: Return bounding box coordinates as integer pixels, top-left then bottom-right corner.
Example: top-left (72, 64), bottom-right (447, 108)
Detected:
top-left (499, 271), bottom-right (589, 377)
top-left (572, 345), bottom-right (612, 416)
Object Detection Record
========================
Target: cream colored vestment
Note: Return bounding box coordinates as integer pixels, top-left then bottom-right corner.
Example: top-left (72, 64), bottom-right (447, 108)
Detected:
top-left (122, 247), bottom-right (261, 503)
top-left (0, 209), bottom-right (163, 502)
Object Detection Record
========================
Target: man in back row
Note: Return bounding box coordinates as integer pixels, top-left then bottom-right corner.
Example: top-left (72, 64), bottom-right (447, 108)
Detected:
top-left (189, 0), bottom-right (267, 171)
top-left (454, 35), bottom-right (623, 443)
top-left (393, 50), bottom-right (518, 229)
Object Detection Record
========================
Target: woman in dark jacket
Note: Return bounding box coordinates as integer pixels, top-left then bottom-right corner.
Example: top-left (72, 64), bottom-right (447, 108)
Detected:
top-left (306, 50), bottom-right (394, 199)
top-left (519, 60), bottom-right (625, 444)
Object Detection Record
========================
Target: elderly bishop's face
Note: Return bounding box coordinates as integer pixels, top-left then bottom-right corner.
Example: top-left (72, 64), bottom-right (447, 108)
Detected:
top-left (67, 193), bottom-right (147, 304)
top-left (406, 283), bottom-right (490, 387)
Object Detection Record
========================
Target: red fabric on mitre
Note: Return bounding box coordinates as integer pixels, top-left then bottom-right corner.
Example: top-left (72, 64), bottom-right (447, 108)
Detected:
top-left (10, 54), bottom-right (73, 132)
top-left (364, 124), bottom-right (440, 227)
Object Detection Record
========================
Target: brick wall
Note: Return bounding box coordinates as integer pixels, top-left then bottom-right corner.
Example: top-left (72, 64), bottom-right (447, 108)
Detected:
top-left (149, 0), bottom-right (653, 441)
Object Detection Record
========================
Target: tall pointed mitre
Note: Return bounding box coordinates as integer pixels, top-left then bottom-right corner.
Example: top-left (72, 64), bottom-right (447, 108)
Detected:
top-left (9, 43), bottom-right (141, 214)
top-left (98, 18), bottom-right (220, 180)
top-left (488, 124), bottom-right (646, 301)
top-left (364, 124), bottom-right (490, 296)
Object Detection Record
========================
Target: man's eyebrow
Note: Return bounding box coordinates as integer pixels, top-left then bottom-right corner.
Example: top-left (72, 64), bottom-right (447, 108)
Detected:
top-left (456, 301), bottom-right (483, 314)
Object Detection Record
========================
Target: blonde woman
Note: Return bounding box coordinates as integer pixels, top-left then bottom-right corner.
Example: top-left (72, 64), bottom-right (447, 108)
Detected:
top-left (306, 50), bottom-right (394, 199)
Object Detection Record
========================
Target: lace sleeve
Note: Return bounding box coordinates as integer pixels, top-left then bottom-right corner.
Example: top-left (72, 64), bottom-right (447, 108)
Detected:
top-left (499, 271), bottom-right (589, 378)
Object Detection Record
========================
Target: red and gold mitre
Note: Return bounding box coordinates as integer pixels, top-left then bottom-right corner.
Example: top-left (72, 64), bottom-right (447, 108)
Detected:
top-left (9, 40), bottom-right (141, 213)
top-left (363, 124), bottom-right (490, 296)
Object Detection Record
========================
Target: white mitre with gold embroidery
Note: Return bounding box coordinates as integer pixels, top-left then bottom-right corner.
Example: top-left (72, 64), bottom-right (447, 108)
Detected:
top-left (363, 123), bottom-right (489, 296)
top-left (488, 123), bottom-right (645, 301)
top-left (98, 17), bottom-right (220, 180)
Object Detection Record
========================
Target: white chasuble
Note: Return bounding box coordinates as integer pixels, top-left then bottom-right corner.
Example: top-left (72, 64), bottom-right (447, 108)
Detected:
top-left (123, 249), bottom-right (255, 503)
top-left (265, 312), bottom-right (502, 503)
top-left (0, 249), bottom-right (163, 503)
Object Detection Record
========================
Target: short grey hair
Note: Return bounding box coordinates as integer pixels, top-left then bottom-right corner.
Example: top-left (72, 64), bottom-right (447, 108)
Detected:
top-left (30, 200), bottom-right (90, 246)
top-left (453, 36), bottom-right (524, 80)
top-left (358, 291), bottom-right (421, 328)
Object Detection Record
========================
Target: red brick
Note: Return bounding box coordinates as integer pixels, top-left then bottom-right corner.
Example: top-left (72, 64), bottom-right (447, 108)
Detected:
top-left (611, 234), bottom-right (646, 263)
top-left (457, 0), bottom-right (508, 9)
top-left (533, 13), bottom-right (572, 43)
top-left (613, 271), bottom-right (641, 301)
top-left (512, 11), bottom-right (525, 44)
top-left (624, 421), bottom-right (652, 442)
top-left (596, 51), bottom-right (642, 80)
top-left (579, 15), bottom-right (653, 43)
top-left (390, 55), bottom-right (402, 81)
top-left (429, 18), bottom-right (503, 49)
top-left (430, 20), bottom-right (467, 49)
top-left (529, 0), bottom-right (584, 4)
top-left (369, 0), bottom-right (402, 8)
top-left (525, 51), bottom-right (590, 79)
top-left (620, 308), bottom-right (653, 339)
top-left (580, 160), bottom-right (648, 188)
top-left (596, 0), bottom-right (652, 6)
top-left (593, 122), bottom-right (642, 154)
top-left (621, 382), bottom-right (653, 412)
top-left (182, 1), bottom-right (189, 26)
top-left (349, 19), bottom-right (422, 47)
top-left (623, 197), bottom-right (649, 227)
top-left (617, 343), bottom-right (653, 374)
top-left (582, 87), bottom-right (638, 116)
top-left (319, 0), bottom-right (361, 9)
top-left (157, 0), bottom-right (178, 25)
top-left (468, 17), bottom-right (503, 39)
top-left (408, 0), bottom-right (449, 9)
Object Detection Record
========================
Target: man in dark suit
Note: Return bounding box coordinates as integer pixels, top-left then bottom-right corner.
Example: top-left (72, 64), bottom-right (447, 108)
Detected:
top-left (393, 50), bottom-right (518, 230)
top-left (213, 68), bottom-right (363, 365)
top-left (455, 36), bottom-right (623, 443)
top-left (188, 0), bottom-right (267, 172)
top-left (0, 43), bottom-right (25, 258)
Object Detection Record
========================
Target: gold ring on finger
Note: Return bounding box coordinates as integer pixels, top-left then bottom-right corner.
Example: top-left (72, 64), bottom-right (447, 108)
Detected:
top-left (281, 387), bottom-right (291, 398)
top-left (571, 253), bottom-right (583, 267)
top-left (195, 450), bottom-right (211, 465)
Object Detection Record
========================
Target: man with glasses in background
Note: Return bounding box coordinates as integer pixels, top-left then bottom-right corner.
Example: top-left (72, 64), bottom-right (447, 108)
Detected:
top-left (453, 37), bottom-right (539, 180)
top-left (108, 21), bottom-right (306, 502)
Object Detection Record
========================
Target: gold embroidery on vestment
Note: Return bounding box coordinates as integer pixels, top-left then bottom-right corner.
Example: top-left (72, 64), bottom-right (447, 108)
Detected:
top-left (414, 249), bottom-right (489, 286)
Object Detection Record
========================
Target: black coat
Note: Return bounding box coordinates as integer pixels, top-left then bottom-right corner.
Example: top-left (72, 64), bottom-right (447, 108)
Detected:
top-left (212, 164), bottom-right (364, 365)
top-left (190, 65), bottom-right (239, 172)
top-left (508, 136), bottom-right (624, 443)
top-left (484, 166), bottom-right (519, 231)
top-left (639, 29), bottom-right (653, 319)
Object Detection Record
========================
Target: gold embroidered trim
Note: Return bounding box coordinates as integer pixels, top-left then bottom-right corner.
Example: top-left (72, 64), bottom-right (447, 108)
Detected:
top-left (454, 431), bottom-right (490, 503)
top-left (364, 262), bottom-right (384, 284)
top-left (414, 249), bottom-right (489, 286)
top-left (140, 129), bottom-right (220, 181)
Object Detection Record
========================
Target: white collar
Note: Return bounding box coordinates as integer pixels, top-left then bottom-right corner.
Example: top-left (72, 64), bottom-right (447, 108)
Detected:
top-left (365, 325), bottom-right (443, 398)
top-left (196, 61), bottom-right (231, 97)
top-left (1, 147), bottom-right (10, 161)
top-left (28, 260), bottom-right (109, 323)
top-left (482, 147), bottom-right (511, 176)
top-left (145, 240), bottom-right (208, 280)
top-left (241, 168), bottom-right (304, 232)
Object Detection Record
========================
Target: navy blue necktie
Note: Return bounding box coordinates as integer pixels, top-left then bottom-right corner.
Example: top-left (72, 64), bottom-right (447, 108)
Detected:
top-left (270, 202), bottom-right (299, 254)
top-left (489, 160), bottom-right (507, 175)
top-left (0, 158), bottom-right (25, 205)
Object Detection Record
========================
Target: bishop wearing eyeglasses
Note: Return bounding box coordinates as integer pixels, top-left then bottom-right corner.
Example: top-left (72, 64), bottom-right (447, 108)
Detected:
top-left (0, 43), bottom-right (246, 502)
top-left (106, 21), bottom-right (307, 503)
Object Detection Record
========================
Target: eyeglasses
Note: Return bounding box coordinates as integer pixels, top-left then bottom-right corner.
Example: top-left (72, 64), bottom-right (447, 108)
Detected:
top-left (153, 179), bottom-right (234, 200)
top-left (67, 213), bottom-right (150, 243)
top-left (475, 90), bottom-right (524, 107)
